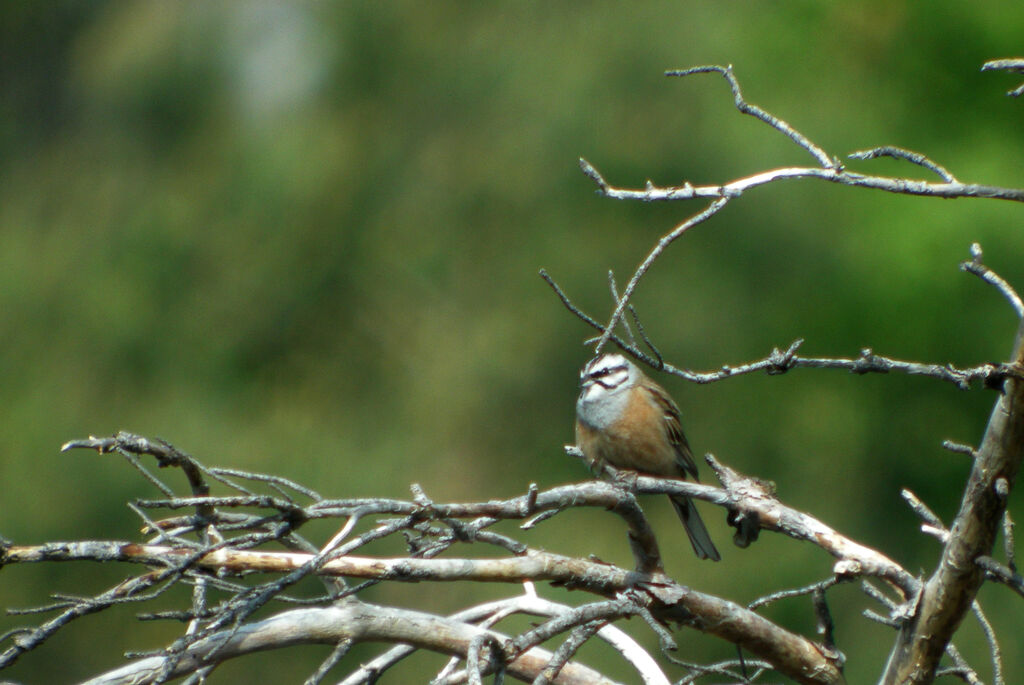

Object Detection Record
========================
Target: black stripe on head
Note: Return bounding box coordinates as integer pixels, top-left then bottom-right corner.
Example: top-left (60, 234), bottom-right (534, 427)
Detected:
top-left (582, 354), bottom-right (629, 388)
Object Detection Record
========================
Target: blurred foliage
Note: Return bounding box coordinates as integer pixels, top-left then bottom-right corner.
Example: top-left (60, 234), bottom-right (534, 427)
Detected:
top-left (2, 1), bottom-right (1023, 683)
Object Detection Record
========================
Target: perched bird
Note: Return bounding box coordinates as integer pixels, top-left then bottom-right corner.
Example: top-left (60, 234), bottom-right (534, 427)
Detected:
top-left (575, 353), bottom-right (720, 561)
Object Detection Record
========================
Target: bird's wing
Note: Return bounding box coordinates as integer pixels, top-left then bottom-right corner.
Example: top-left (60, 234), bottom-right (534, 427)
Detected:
top-left (648, 381), bottom-right (699, 479)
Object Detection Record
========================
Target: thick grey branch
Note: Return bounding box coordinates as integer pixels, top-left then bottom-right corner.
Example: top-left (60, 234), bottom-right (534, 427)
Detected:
top-left (881, 321), bottom-right (1024, 683)
top-left (78, 603), bottom-right (618, 685)
top-left (337, 594), bottom-right (672, 685)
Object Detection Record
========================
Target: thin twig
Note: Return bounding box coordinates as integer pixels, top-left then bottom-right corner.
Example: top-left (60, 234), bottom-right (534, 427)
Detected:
top-left (976, 556), bottom-right (1024, 598)
top-left (607, 271), bottom-right (637, 348)
top-left (667, 65), bottom-right (836, 169)
top-left (982, 58), bottom-right (1024, 97)
top-left (208, 467), bottom-right (323, 502)
top-left (900, 489), bottom-right (944, 529)
top-left (593, 197), bottom-right (730, 355)
top-left (539, 276), bottom-right (1024, 389)
top-left (629, 306), bottom-right (663, 368)
top-left (748, 578), bottom-right (839, 611)
top-left (971, 600), bottom-right (1004, 685)
top-left (945, 643), bottom-right (984, 685)
top-left (848, 146), bottom-right (955, 182)
top-left (861, 581), bottom-right (899, 612)
top-left (532, 620), bottom-right (606, 685)
top-left (942, 440), bottom-right (979, 458)
top-left (538, 268), bottom-right (615, 340)
top-left (675, 658), bottom-right (773, 684)
top-left (960, 242), bottom-right (1024, 318)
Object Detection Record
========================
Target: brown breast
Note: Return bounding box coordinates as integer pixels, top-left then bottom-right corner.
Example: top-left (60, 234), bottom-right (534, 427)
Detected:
top-left (576, 385), bottom-right (681, 478)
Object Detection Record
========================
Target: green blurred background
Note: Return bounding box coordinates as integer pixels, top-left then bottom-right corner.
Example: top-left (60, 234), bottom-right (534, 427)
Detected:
top-left (2, 2), bottom-right (1023, 682)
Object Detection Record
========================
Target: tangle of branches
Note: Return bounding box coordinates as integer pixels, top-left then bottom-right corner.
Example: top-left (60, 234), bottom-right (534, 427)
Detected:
top-left (3, 61), bottom-right (1024, 685)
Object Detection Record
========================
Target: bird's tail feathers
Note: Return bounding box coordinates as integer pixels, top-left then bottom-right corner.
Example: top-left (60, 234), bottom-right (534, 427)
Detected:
top-left (670, 495), bottom-right (721, 562)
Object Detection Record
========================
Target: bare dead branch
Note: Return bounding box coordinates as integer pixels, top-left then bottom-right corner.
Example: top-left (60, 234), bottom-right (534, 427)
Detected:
top-left (542, 268), bottom-right (1024, 390)
top-left (982, 58), bottom-right (1024, 97)
top-left (942, 440), bottom-right (979, 458)
top-left (583, 160), bottom-right (1024, 204)
top-left (812, 587), bottom-right (838, 656)
top-left (570, 61), bottom-right (1024, 684)
top-left (694, 458), bottom-right (918, 597)
top-left (748, 578), bottom-right (840, 612)
top-left (539, 267), bottom-right (625, 349)
top-left (582, 67), bottom-right (1024, 203)
top-left (466, 631), bottom-right (500, 685)
top-left (972, 600), bottom-right (1004, 685)
top-left (207, 466), bottom-right (323, 502)
top-left (976, 556), bottom-right (1024, 598)
top-left (507, 596), bottom-right (643, 669)
top-left (898, 488), bottom-right (1011, 684)
top-left (665, 65), bottom-right (836, 169)
top-left (670, 651), bottom-right (775, 685)
top-left (863, 609), bottom-right (898, 629)
top-left (592, 197), bottom-right (730, 355)
top-left (0, 568), bottom-right (180, 669)
top-left (3, 464), bottom-right (850, 684)
top-left (338, 593), bottom-right (673, 685)
top-left (535, 619), bottom-right (608, 685)
top-left (303, 638), bottom-right (352, 683)
top-left (848, 146), bottom-right (956, 182)
top-left (960, 242), bottom-right (1024, 318)
top-left (578, 63), bottom-right (1024, 337)
top-left (12, 61), bottom-right (1024, 685)
top-left (606, 270), bottom-right (636, 348)
top-left (63, 433), bottom-right (212, 504)
top-left (78, 603), bottom-right (620, 685)
top-left (881, 317), bottom-right (1024, 683)
top-left (901, 489), bottom-right (945, 529)
top-left (940, 643), bottom-right (985, 685)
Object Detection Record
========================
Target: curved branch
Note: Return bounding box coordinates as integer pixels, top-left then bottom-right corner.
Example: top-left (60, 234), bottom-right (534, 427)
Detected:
top-left (339, 594), bottom-right (672, 685)
top-left (961, 242), bottom-right (1024, 319)
top-left (78, 603), bottom-right (618, 685)
top-left (666, 65), bottom-right (835, 168)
